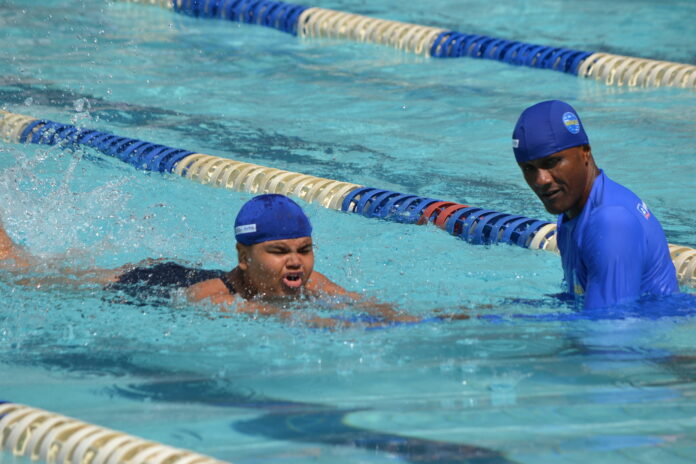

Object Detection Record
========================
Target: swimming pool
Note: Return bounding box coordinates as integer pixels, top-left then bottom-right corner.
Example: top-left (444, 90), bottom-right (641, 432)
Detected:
top-left (1, 0), bottom-right (695, 462)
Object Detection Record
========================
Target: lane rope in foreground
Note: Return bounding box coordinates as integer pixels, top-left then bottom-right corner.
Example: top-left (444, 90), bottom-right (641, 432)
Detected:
top-left (0, 401), bottom-right (229, 464)
top-left (117, 0), bottom-right (696, 89)
top-left (0, 109), bottom-right (694, 287)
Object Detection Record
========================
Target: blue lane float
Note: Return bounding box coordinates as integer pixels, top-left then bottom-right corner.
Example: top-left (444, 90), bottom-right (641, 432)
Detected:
top-left (429, 31), bottom-right (593, 75)
top-left (120, 0), bottom-right (696, 89)
top-left (173, 0), bottom-right (309, 35)
top-left (18, 115), bottom-right (556, 248)
top-left (1, 109), bottom-right (695, 286)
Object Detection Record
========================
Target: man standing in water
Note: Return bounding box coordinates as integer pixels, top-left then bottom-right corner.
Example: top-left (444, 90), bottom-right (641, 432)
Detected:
top-left (512, 100), bottom-right (679, 309)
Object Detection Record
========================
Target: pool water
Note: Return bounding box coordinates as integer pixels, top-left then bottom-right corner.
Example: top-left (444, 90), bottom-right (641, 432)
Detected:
top-left (1, 1), bottom-right (695, 463)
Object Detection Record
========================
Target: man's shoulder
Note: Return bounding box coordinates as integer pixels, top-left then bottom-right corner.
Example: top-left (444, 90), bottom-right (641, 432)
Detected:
top-left (587, 204), bottom-right (641, 229)
top-left (597, 173), bottom-right (642, 208)
top-left (588, 173), bottom-right (647, 230)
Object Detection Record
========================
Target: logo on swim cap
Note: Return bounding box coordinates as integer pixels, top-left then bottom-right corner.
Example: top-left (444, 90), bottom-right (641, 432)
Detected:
top-left (562, 112), bottom-right (581, 134)
top-left (234, 194), bottom-right (312, 246)
top-left (512, 139), bottom-right (519, 148)
top-left (637, 201), bottom-right (651, 220)
top-left (235, 224), bottom-right (257, 235)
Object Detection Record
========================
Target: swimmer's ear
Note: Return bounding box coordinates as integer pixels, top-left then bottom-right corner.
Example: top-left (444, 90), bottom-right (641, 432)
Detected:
top-left (237, 243), bottom-right (250, 271)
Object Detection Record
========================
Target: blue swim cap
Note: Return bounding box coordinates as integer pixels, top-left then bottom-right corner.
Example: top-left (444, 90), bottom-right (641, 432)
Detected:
top-left (234, 194), bottom-right (312, 245)
top-left (512, 100), bottom-right (589, 163)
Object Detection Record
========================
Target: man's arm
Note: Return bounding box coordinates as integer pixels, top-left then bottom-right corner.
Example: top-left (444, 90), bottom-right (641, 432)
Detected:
top-left (583, 206), bottom-right (645, 309)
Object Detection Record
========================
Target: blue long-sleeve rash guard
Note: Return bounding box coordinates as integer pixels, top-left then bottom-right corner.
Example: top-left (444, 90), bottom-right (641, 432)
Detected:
top-left (556, 171), bottom-right (679, 309)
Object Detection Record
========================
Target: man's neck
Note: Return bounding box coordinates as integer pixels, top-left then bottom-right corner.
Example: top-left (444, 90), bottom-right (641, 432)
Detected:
top-left (564, 167), bottom-right (601, 220)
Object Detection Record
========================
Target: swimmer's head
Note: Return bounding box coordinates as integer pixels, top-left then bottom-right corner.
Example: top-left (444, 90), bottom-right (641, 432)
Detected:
top-left (234, 194), bottom-right (314, 297)
top-left (512, 100), bottom-right (589, 163)
top-left (234, 194), bottom-right (312, 246)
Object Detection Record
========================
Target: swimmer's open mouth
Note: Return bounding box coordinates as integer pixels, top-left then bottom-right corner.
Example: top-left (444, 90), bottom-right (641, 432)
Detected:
top-left (282, 273), bottom-right (303, 289)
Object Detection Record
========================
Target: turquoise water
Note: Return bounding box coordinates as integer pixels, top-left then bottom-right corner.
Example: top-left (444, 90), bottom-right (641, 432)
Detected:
top-left (1, 1), bottom-right (696, 463)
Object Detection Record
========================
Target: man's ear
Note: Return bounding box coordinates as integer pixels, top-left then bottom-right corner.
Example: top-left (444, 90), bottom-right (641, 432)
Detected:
top-left (581, 144), bottom-right (593, 164)
top-left (237, 243), bottom-right (249, 271)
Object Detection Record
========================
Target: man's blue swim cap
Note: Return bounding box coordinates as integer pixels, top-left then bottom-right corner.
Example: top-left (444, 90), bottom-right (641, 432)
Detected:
top-left (234, 194), bottom-right (312, 245)
top-left (512, 100), bottom-right (589, 163)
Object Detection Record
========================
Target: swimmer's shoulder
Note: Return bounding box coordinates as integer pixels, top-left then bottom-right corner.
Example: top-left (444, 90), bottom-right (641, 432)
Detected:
top-left (186, 271), bottom-right (238, 304)
top-left (306, 271), bottom-right (356, 299)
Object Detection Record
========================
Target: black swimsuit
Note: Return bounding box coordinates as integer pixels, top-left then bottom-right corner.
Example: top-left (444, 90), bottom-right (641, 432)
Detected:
top-left (107, 261), bottom-right (236, 303)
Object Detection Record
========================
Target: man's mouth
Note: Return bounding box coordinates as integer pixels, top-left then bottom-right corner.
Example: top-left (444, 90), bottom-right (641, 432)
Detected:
top-left (282, 272), bottom-right (304, 289)
top-left (540, 189), bottom-right (561, 202)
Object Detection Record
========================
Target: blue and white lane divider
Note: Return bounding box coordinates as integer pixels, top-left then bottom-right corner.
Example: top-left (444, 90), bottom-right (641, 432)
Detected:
top-left (117, 0), bottom-right (696, 89)
top-left (1, 109), bottom-right (694, 287)
top-left (0, 402), bottom-right (228, 464)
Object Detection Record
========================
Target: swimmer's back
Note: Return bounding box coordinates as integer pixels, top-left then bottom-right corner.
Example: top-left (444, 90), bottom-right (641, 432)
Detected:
top-left (107, 261), bottom-right (233, 302)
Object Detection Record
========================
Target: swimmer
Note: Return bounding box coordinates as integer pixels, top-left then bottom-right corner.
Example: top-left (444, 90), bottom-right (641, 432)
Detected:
top-left (512, 100), bottom-right (679, 309)
top-left (0, 194), bottom-right (438, 326)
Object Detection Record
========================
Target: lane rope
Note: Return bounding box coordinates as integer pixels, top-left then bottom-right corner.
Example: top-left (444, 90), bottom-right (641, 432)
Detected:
top-left (116, 0), bottom-right (696, 89)
top-left (0, 109), bottom-right (693, 287)
top-left (0, 402), bottom-right (228, 464)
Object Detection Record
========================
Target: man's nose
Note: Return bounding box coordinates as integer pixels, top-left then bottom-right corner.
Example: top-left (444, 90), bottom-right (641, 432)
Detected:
top-left (533, 169), bottom-right (553, 188)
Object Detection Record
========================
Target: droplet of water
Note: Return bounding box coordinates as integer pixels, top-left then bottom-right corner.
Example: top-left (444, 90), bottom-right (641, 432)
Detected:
top-left (73, 98), bottom-right (90, 113)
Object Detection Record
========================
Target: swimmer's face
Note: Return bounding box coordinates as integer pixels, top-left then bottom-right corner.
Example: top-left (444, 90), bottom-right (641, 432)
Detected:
top-left (518, 145), bottom-right (596, 219)
top-left (237, 236), bottom-right (314, 298)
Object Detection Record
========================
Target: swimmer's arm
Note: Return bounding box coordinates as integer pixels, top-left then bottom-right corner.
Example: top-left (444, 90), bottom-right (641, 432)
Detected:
top-left (186, 272), bottom-right (354, 305)
top-left (0, 222), bottom-right (33, 269)
top-left (306, 271), bottom-right (423, 323)
top-left (307, 272), bottom-right (473, 322)
top-left (26, 259), bottom-right (170, 286)
top-left (186, 275), bottom-right (401, 327)
top-left (186, 280), bottom-right (343, 327)
top-left (189, 275), bottom-right (468, 326)
top-left (9, 266), bottom-right (123, 288)
top-left (305, 271), bottom-right (355, 298)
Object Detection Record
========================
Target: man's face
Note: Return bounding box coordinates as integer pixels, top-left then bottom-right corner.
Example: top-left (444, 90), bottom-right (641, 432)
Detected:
top-left (238, 236), bottom-right (314, 298)
top-left (517, 145), bottom-right (594, 218)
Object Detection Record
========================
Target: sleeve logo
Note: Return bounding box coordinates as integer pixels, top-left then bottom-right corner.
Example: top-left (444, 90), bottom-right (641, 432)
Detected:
top-left (636, 201), bottom-right (651, 220)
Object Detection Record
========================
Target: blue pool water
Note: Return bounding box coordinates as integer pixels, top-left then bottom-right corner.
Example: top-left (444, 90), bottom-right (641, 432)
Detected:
top-left (1, 1), bottom-right (695, 463)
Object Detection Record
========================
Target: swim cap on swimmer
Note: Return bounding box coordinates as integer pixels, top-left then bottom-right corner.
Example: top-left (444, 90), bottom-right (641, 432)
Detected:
top-left (234, 194), bottom-right (312, 245)
top-left (512, 100), bottom-right (589, 163)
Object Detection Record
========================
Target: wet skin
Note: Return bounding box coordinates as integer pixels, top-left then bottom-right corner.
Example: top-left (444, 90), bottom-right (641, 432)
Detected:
top-left (518, 144), bottom-right (600, 219)
top-left (236, 236), bottom-right (314, 299)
